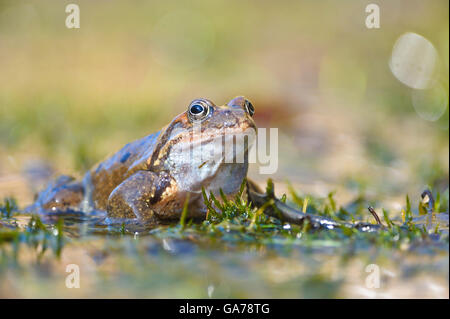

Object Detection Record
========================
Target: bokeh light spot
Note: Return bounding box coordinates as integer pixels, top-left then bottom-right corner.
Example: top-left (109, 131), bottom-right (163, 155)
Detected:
top-left (389, 32), bottom-right (439, 90)
top-left (411, 83), bottom-right (448, 121)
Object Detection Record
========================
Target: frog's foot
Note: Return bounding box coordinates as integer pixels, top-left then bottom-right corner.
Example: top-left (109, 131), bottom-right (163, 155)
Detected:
top-left (107, 170), bottom-right (175, 222)
top-left (25, 175), bottom-right (85, 214)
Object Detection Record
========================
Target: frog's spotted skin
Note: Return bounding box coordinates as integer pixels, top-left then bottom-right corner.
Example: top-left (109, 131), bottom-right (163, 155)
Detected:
top-left (26, 97), bottom-right (257, 223)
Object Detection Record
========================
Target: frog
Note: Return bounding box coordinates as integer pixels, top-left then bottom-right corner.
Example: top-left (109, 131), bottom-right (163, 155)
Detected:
top-left (26, 96), bottom-right (257, 224)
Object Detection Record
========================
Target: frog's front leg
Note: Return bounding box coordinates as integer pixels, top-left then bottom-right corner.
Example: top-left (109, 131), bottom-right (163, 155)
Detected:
top-left (106, 170), bottom-right (175, 222)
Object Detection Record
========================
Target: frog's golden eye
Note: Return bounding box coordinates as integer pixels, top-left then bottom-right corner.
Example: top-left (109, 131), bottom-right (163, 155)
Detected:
top-left (244, 99), bottom-right (255, 117)
top-left (188, 99), bottom-right (211, 122)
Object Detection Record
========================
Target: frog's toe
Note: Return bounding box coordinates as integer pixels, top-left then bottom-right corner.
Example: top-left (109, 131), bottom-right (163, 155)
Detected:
top-left (29, 178), bottom-right (85, 214)
top-left (41, 184), bottom-right (85, 212)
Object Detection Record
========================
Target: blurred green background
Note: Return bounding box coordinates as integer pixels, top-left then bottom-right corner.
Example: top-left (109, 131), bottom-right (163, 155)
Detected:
top-left (0, 0), bottom-right (448, 206)
top-left (0, 0), bottom-right (448, 300)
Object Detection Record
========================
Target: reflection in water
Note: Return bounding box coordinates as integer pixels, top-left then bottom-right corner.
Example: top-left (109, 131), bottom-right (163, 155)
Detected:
top-left (0, 205), bottom-right (448, 298)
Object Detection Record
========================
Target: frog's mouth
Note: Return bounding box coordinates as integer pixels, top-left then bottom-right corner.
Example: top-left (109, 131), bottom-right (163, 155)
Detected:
top-left (191, 125), bottom-right (256, 165)
top-left (167, 123), bottom-right (256, 176)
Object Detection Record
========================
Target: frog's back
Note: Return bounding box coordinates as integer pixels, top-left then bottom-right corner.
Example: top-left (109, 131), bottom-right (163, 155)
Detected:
top-left (26, 132), bottom-right (161, 214)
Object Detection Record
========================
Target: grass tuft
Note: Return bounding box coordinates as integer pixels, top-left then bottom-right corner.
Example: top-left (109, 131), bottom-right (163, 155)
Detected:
top-left (0, 197), bottom-right (18, 218)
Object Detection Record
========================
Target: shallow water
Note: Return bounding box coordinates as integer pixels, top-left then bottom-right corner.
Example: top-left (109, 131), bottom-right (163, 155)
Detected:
top-left (1, 205), bottom-right (448, 298)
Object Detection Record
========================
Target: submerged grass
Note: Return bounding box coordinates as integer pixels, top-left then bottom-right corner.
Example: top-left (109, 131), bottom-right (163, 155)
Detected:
top-left (0, 206), bottom-right (65, 267)
top-left (0, 197), bottom-right (18, 219)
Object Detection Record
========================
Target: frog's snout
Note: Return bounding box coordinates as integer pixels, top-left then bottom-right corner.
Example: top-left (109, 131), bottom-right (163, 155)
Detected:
top-left (226, 96), bottom-right (256, 129)
top-left (227, 96), bottom-right (254, 116)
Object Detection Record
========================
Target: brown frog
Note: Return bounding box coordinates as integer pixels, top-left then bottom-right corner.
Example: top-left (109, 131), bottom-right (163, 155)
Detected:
top-left (27, 97), bottom-right (257, 223)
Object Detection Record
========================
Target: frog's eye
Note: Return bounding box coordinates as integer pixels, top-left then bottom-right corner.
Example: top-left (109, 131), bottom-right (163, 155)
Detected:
top-left (244, 100), bottom-right (255, 117)
top-left (188, 99), bottom-right (211, 122)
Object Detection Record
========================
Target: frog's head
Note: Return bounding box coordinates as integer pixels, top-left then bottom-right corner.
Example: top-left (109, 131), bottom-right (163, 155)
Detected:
top-left (150, 97), bottom-right (256, 194)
